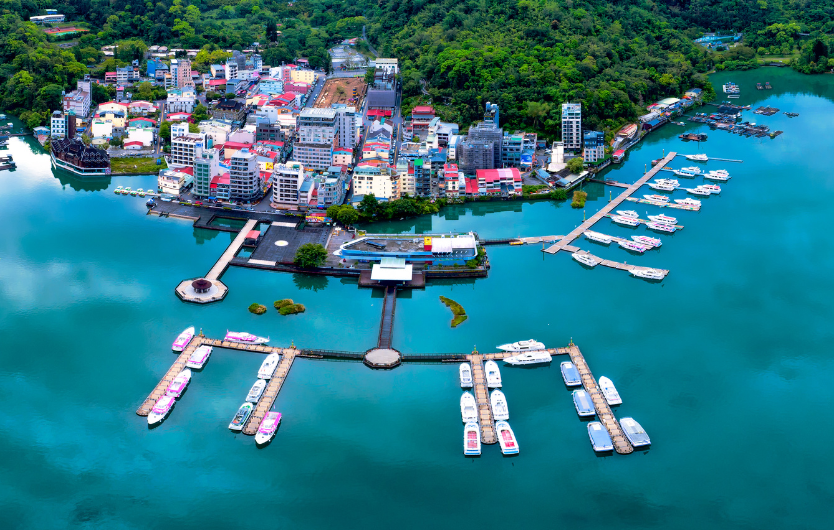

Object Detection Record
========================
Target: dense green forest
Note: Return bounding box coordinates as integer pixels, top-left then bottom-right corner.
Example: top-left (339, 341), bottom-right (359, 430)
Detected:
top-left (1, 0), bottom-right (832, 136)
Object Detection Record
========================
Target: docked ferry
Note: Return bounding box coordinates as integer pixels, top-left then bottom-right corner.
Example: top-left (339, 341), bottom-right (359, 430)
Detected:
top-left (224, 331), bottom-right (269, 344)
top-left (186, 345), bottom-right (212, 369)
top-left (497, 339), bottom-right (545, 352)
top-left (490, 389), bottom-right (510, 421)
top-left (459, 363), bottom-right (473, 388)
top-left (257, 352), bottom-right (281, 379)
top-left (485, 361), bottom-right (502, 388)
top-left (560, 361), bottom-right (581, 387)
top-left (620, 417), bottom-right (651, 448)
top-left (148, 395), bottom-right (176, 426)
top-left (172, 326), bottom-right (195, 351)
top-left (229, 402), bottom-right (254, 431)
top-left (254, 411), bottom-right (282, 445)
top-left (463, 422), bottom-right (481, 456)
top-left (503, 351), bottom-right (552, 365)
top-left (460, 392), bottom-right (478, 423)
top-left (588, 422), bottom-right (614, 452)
top-left (166, 369), bottom-right (192, 398)
top-left (496, 421), bottom-right (519, 455)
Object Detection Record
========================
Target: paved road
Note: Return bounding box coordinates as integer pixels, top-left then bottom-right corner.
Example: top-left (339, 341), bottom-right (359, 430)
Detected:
top-left (362, 26), bottom-right (379, 58)
top-left (305, 75), bottom-right (326, 108)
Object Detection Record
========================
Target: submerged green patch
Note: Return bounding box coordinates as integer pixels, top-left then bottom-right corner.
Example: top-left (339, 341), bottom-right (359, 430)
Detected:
top-left (440, 296), bottom-right (468, 328)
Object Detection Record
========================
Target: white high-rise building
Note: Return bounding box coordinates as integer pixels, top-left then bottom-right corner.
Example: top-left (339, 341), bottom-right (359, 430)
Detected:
top-left (229, 148), bottom-right (261, 202)
top-left (50, 111), bottom-right (67, 139)
top-left (561, 103), bottom-right (582, 150)
top-left (294, 108), bottom-right (338, 170)
top-left (333, 105), bottom-right (359, 150)
top-left (272, 162), bottom-right (305, 206)
top-left (170, 131), bottom-right (207, 168)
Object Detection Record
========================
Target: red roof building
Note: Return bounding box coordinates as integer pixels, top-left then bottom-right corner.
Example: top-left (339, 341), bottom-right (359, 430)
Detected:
top-left (411, 105), bottom-right (435, 129)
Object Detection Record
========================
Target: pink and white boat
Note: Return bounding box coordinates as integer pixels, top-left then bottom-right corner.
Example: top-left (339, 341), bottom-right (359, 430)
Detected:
top-left (632, 235), bottom-right (662, 248)
top-left (647, 222), bottom-right (676, 233)
top-left (699, 184), bottom-right (721, 194)
top-left (186, 345), bottom-right (212, 369)
top-left (172, 326), bottom-right (195, 351)
top-left (148, 395), bottom-right (176, 425)
top-left (255, 411), bottom-right (282, 445)
top-left (496, 421), bottom-right (519, 455)
top-left (224, 331), bottom-right (269, 344)
top-left (166, 369), bottom-right (192, 397)
top-left (648, 213), bottom-right (677, 225)
top-left (618, 240), bottom-right (648, 253)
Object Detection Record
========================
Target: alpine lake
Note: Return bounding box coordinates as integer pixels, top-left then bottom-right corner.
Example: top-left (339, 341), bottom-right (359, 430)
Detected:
top-left (1, 68), bottom-right (833, 528)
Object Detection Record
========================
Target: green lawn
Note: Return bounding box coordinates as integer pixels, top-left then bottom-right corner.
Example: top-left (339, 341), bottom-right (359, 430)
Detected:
top-left (110, 157), bottom-right (167, 174)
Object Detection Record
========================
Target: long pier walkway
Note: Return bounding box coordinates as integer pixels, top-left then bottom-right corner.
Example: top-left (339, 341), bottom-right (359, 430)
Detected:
top-left (468, 353), bottom-right (496, 444)
top-left (136, 337), bottom-right (205, 416)
top-left (243, 347), bottom-right (298, 435)
top-left (206, 218), bottom-right (257, 280)
top-left (567, 344), bottom-right (633, 454)
top-left (378, 286), bottom-right (396, 349)
top-left (544, 151), bottom-right (677, 255)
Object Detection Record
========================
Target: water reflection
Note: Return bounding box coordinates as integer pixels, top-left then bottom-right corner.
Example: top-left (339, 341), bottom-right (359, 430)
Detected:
top-left (292, 273), bottom-right (329, 292)
top-left (54, 170), bottom-right (110, 192)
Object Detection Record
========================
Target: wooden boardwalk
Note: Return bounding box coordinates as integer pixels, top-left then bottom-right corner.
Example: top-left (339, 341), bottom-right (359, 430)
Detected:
top-left (378, 286), bottom-right (396, 349)
top-left (243, 348), bottom-right (298, 435)
top-left (624, 197), bottom-right (700, 211)
top-left (544, 151), bottom-right (677, 255)
top-left (206, 219), bottom-right (258, 280)
top-left (567, 344), bottom-right (633, 455)
top-left (136, 336), bottom-right (205, 416)
top-left (467, 354), bottom-right (496, 444)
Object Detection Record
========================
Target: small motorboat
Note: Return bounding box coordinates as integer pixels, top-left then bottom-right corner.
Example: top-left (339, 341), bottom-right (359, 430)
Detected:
top-left (172, 326), bottom-right (195, 351)
top-left (496, 421), bottom-right (519, 455)
top-left (648, 182), bottom-right (676, 191)
top-left (675, 198), bottom-right (701, 207)
top-left (610, 215), bottom-right (640, 227)
top-left (588, 421), bottom-right (614, 452)
top-left (246, 379), bottom-right (267, 402)
top-left (648, 214), bottom-right (677, 225)
top-left (703, 173), bottom-right (730, 182)
top-left (630, 268), bottom-right (665, 280)
top-left (685, 154), bottom-right (709, 162)
top-left (460, 392), bottom-right (478, 423)
top-left (560, 361), bottom-right (581, 387)
top-left (647, 222), bottom-right (676, 233)
top-left (229, 402), bottom-right (254, 431)
top-left (463, 422), bottom-right (481, 456)
top-left (224, 331), bottom-right (269, 344)
top-left (598, 376), bottom-right (622, 405)
top-left (114, 186), bottom-right (123, 194)
top-left (490, 389), bottom-right (510, 421)
top-left (459, 363), bottom-right (473, 388)
top-left (123, 187), bottom-right (132, 195)
top-left (573, 389), bottom-right (596, 417)
top-left (129, 189), bottom-right (138, 196)
top-left (584, 231), bottom-right (612, 245)
top-left (616, 210), bottom-right (639, 218)
top-left (655, 179), bottom-right (680, 188)
top-left (572, 252), bottom-right (600, 268)
top-left (257, 352), bottom-right (281, 379)
top-left (686, 187), bottom-right (711, 197)
top-left (497, 339), bottom-right (546, 352)
top-left (485, 360), bottom-right (502, 388)
top-left (643, 194), bottom-right (669, 203)
top-left (632, 235), bottom-right (661, 248)
top-left (620, 417), bottom-right (651, 448)
top-left (618, 240), bottom-right (647, 253)
top-left (186, 345), bottom-right (212, 369)
top-left (166, 369), bottom-right (192, 398)
top-left (254, 411), bottom-right (282, 445)
top-left (148, 395), bottom-right (176, 426)
top-left (699, 184), bottom-right (721, 194)
top-left (504, 351), bottom-right (552, 365)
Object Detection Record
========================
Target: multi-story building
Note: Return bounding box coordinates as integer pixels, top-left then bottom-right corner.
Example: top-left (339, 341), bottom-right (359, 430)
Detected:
top-left (467, 121), bottom-right (503, 168)
top-left (333, 105), bottom-right (359, 149)
top-left (228, 148), bottom-right (262, 202)
top-left (411, 106), bottom-right (435, 132)
top-left (255, 122), bottom-right (286, 143)
top-left (62, 75), bottom-right (92, 118)
top-left (50, 111), bottom-right (67, 139)
top-left (457, 139), bottom-right (494, 174)
top-left (193, 147), bottom-right (222, 198)
top-left (290, 69), bottom-right (317, 85)
top-left (583, 130), bottom-right (605, 163)
top-left (170, 132), bottom-right (207, 168)
top-left (167, 88), bottom-right (196, 114)
top-left (213, 99), bottom-right (246, 123)
top-left (199, 120), bottom-right (234, 145)
top-left (272, 162), bottom-right (305, 206)
top-left (562, 103), bottom-right (582, 150)
top-left (258, 78), bottom-right (284, 95)
top-left (224, 57), bottom-right (239, 80)
top-left (171, 59), bottom-right (194, 88)
top-left (412, 158), bottom-right (431, 196)
top-left (374, 58), bottom-right (399, 75)
top-left (50, 138), bottom-right (109, 176)
top-left (352, 164), bottom-right (399, 201)
top-left (294, 108), bottom-right (338, 170)
top-left (316, 166), bottom-right (349, 208)
top-left (332, 146), bottom-right (352, 166)
top-left (443, 163), bottom-right (461, 197)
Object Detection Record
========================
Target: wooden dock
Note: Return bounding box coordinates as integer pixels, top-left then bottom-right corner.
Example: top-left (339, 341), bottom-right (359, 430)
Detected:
top-left (624, 197), bottom-right (700, 211)
top-left (567, 344), bottom-right (633, 455)
top-left (136, 336), bottom-right (205, 416)
top-left (206, 219), bottom-right (258, 280)
top-left (544, 151), bottom-right (677, 255)
top-left (243, 347), bottom-right (298, 435)
top-left (603, 213), bottom-right (683, 230)
top-left (378, 286), bottom-right (396, 349)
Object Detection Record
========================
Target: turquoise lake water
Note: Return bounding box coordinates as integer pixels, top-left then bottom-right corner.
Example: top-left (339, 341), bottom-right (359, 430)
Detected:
top-left (1, 68), bottom-right (833, 528)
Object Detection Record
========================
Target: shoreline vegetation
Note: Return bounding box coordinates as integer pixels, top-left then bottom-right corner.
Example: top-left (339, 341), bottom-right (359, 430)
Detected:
top-left (439, 296), bottom-right (468, 328)
top-left (110, 157), bottom-right (167, 175)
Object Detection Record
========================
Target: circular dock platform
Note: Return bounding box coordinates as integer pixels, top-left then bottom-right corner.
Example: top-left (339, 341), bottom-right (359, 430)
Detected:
top-left (175, 278), bottom-right (228, 304)
top-left (363, 348), bottom-right (401, 369)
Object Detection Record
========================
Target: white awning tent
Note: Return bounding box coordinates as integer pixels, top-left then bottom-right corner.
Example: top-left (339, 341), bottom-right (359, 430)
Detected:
top-left (371, 257), bottom-right (412, 281)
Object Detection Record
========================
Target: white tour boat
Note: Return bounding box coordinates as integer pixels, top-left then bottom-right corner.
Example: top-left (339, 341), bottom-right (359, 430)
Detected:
top-left (254, 411), bottom-right (282, 445)
top-left (598, 376), bottom-right (623, 405)
top-left (229, 402), bottom-right (254, 431)
top-left (655, 179), bottom-right (680, 188)
top-left (616, 210), bottom-right (639, 218)
top-left (490, 389), bottom-right (510, 421)
top-left (646, 222), bottom-right (676, 233)
top-left (186, 345), bottom-right (212, 369)
top-left (685, 154), bottom-right (709, 162)
top-left (708, 169), bottom-right (730, 178)
top-left (631, 268), bottom-right (665, 280)
top-left (584, 231), bottom-right (612, 245)
top-left (644, 194), bottom-right (670, 203)
top-left (463, 422), bottom-right (481, 456)
top-left (257, 352), bottom-right (281, 379)
top-left (172, 326), bottom-right (195, 351)
top-left (496, 421), bottom-right (519, 455)
top-left (485, 360), bottom-right (502, 388)
top-left (588, 421), bottom-right (614, 452)
top-left (459, 363), bottom-right (473, 388)
top-left (166, 369), bottom-right (192, 398)
top-left (648, 182), bottom-right (676, 191)
top-left (610, 215), bottom-right (640, 227)
top-left (620, 417), bottom-right (651, 448)
top-left (675, 198), bottom-right (702, 206)
top-left (686, 187), bottom-right (711, 197)
top-left (703, 173), bottom-right (730, 182)
top-left (224, 331), bottom-right (270, 344)
top-left (699, 184), bottom-right (721, 194)
top-left (460, 392), bottom-right (478, 423)
top-left (572, 253), bottom-right (600, 268)
top-left (618, 240), bottom-right (647, 253)
top-left (503, 351), bottom-right (553, 365)
top-left (573, 389), bottom-right (596, 417)
top-left (497, 339), bottom-right (546, 352)
top-left (148, 395), bottom-right (176, 425)
top-left (632, 235), bottom-right (662, 248)
top-left (560, 361), bottom-right (581, 387)
top-left (246, 379), bottom-right (267, 402)
top-left (648, 214), bottom-right (677, 225)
